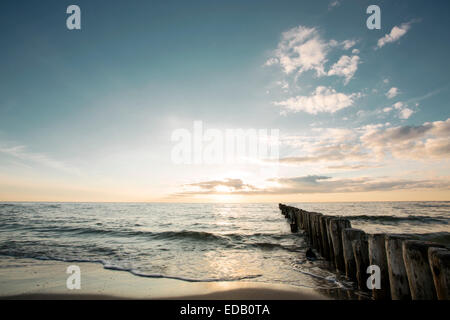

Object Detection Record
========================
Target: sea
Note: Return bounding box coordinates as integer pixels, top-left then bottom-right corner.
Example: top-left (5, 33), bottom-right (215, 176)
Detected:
top-left (0, 202), bottom-right (449, 293)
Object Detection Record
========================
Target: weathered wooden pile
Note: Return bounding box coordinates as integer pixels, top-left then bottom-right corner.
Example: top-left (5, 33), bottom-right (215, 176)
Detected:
top-left (278, 203), bottom-right (450, 300)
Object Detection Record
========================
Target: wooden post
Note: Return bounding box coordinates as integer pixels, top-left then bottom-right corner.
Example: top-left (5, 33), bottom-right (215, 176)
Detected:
top-left (297, 209), bottom-right (304, 230)
top-left (303, 211), bottom-right (311, 243)
top-left (352, 235), bottom-right (369, 291)
top-left (307, 212), bottom-right (316, 246)
top-left (287, 207), bottom-right (293, 221)
top-left (341, 228), bottom-right (365, 280)
top-left (300, 210), bottom-right (306, 230)
top-left (279, 204), bottom-right (286, 216)
top-left (295, 209), bottom-right (302, 229)
top-left (313, 213), bottom-right (323, 254)
top-left (428, 247), bottom-right (450, 300)
top-left (303, 211), bottom-right (308, 232)
top-left (290, 207), bottom-right (296, 223)
top-left (329, 218), bottom-right (351, 273)
top-left (385, 234), bottom-right (411, 300)
top-left (319, 215), bottom-right (330, 260)
top-left (290, 222), bottom-right (298, 233)
top-left (309, 212), bottom-right (318, 248)
top-left (402, 240), bottom-right (444, 300)
top-left (368, 234), bottom-right (391, 300)
top-left (290, 209), bottom-right (298, 233)
top-left (325, 216), bottom-right (335, 268)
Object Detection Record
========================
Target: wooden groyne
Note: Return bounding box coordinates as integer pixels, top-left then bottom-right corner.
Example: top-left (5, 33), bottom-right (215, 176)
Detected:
top-left (278, 203), bottom-right (450, 300)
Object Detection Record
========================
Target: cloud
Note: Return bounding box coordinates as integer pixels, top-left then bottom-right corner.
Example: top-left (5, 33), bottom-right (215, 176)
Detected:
top-left (0, 144), bottom-right (78, 174)
top-left (326, 163), bottom-right (382, 170)
top-left (405, 84), bottom-right (449, 104)
top-left (328, 1), bottom-right (340, 10)
top-left (377, 21), bottom-right (413, 48)
top-left (268, 175), bottom-right (450, 194)
top-left (393, 101), bottom-right (404, 109)
top-left (266, 26), bottom-right (357, 79)
top-left (342, 40), bottom-right (356, 50)
top-left (174, 119), bottom-right (450, 197)
top-left (274, 175), bottom-right (331, 184)
top-left (185, 178), bottom-right (257, 192)
top-left (327, 54), bottom-right (360, 84)
top-left (386, 87), bottom-right (400, 99)
top-left (266, 26), bottom-right (329, 76)
top-left (399, 107), bottom-right (414, 119)
top-left (274, 86), bottom-right (361, 114)
top-left (265, 25), bottom-right (361, 89)
top-left (276, 80), bottom-right (289, 91)
top-left (278, 143), bottom-right (366, 164)
top-left (278, 127), bottom-right (365, 166)
top-left (361, 118), bottom-right (450, 159)
top-left (385, 101), bottom-right (416, 119)
top-left (176, 175), bottom-right (450, 196)
top-left (276, 118), bottom-right (450, 171)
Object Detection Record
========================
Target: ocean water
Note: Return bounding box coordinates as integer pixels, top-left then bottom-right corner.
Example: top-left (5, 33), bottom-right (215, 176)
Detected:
top-left (0, 202), bottom-right (449, 292)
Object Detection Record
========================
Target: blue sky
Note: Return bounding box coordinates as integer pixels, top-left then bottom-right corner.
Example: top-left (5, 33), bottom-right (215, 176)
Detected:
top-left (0, 0), bottom-right (449, 202)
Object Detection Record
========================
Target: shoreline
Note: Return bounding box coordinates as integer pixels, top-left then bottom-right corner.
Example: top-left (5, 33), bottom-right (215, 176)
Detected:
top-left (2, 287), bottom-right (327, 300)
top-left (0, 256), bottom-right (329, 300)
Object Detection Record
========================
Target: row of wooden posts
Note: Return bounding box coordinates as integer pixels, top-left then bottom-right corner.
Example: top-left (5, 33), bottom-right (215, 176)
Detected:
top-left (278, 203), bottom-right (450, 300)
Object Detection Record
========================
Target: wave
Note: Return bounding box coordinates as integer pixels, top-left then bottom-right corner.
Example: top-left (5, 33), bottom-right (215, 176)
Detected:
top-left (105, 265), bottom-right (262, 282)
top-left (248, 242), bottom-right (303, 252)
top-left (0, 223), bottom-right (228, 241)
top-left (347, 214), bottom-right (448, 224)
top-left (406, 232), bottom-right (450, 245)
top-left (0, 253), bottom-right (262, 283)
top-left (0, 203), bottom-right (16, 207)
top-left (413, 202), bottom-right (450, 208)
top-left (0, 222), bottom-right (299, 246)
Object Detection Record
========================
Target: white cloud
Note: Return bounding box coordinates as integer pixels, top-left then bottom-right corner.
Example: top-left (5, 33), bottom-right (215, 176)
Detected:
top-left (266, 25), bottom-right (361, 85)
top-left (383, 107), bottom-right (392, 112)
top-left (276, 119), bottom-right (450, 170)
top-left (361, 118), bottom-right (450, 159)
top-left (266, 26), bottom-right (328, 76)
top-left (388, 101), bottom-right (416, 119)
top-left (274, 86), bottom-right (360, 114)
top-left (327, 55), bottom-right (360, 84)
top-left (393, 101), bottom-right (404, 109)
top-left (328, 1), bottom-right (340, 10)
top-left (377, 21), bottom-right (413, 48)
top-left (386, 87), bottom-right (399, 99)
top-left (177, 175), bottom-right (450, 196)
top-left (0, 144), bottom-right (78, 174)
top-left (399, 107), bottom-right (414, 119)
top-left (269, 175), bottom-right (449, 194)
top-left (342, 40), bottom-right (356, 50)
top-left (276, 80), bottom-right (289, 91)
top-left (264, 57), bottom-right (278, 66)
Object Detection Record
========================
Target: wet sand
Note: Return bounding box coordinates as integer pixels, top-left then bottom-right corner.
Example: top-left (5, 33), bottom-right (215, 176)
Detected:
top-left (0, 256), bottom-right (327, 300)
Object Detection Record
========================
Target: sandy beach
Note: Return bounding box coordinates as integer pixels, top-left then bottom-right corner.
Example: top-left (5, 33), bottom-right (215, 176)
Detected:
top-left (0, 256), bottom-right (328, 300)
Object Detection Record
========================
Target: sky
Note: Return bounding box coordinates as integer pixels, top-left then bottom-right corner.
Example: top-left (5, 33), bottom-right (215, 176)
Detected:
top-left (0, 0), bottom-right (449, 202)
